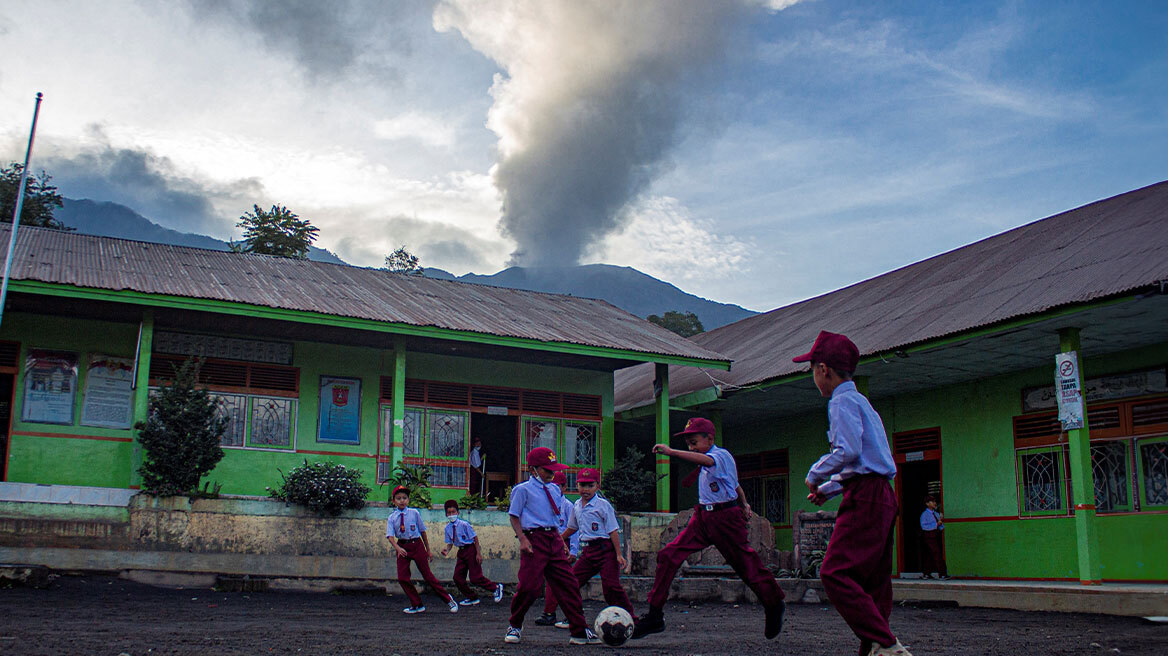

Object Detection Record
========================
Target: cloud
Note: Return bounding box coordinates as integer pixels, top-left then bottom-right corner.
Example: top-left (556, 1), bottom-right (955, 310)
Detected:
top-left (39, 127), bottom-right (263, 236)
top-left (331, 214), bottom-right (506, 274)
top-left (434, 0), bottom-right (778, 268)
top-left (374, 112), bottom-right (457, 148)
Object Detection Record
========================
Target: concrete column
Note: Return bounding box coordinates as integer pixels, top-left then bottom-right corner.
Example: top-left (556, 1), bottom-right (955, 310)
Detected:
top-left (129, 309), bottom-right (155, 488)
top-left (388, 341), bottom-right (408, 477)
top-left (1059, 327), bottom-right (1102, 584)
top-left (654, 363), bottom-right (670, 512)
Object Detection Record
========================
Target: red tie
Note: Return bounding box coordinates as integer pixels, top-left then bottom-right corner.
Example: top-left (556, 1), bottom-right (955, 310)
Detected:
top-left (399, 511), bottom-right (405, 533)
top-left (542, 483), bottom-right (559, 515)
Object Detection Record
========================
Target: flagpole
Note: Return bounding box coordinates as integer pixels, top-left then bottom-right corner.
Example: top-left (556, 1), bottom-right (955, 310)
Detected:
top-left (0, 92), bottom-right (44, 329)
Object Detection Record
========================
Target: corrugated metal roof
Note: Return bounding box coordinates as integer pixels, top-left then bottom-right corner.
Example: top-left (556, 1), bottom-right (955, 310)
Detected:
top-left (617, 179), bottom-right (1168, 411)
top-left (2, 226), bottom-right (729, 365)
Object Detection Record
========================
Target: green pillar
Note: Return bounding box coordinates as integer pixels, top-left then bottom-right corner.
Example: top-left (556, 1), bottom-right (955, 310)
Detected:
top-left (129, 309), bottom-right (155, 488)
top-left (710, 410), bottom-right (723, 444)
top-left (389, 341), bottom-right (407, 475)
top-left (1059, 327), bottom-right (1102, 584)
top-left (654, 363), bottom-right (670, 512)
top-left (854, 374), bottom-right (870, 397)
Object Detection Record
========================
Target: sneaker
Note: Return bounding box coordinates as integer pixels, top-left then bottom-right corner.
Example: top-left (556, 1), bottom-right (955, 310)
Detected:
top-left (459, 598), bottom-right (480, 606)
top-left (870, 639), bottom-right (912, 656)
top-left (504, 627), bottom-right (522, 644)
top-left (447, 599), bottom-right (459, 613)
top-left (764, 600), bottom-right (785, 639)
top-left (569, 628), bottom-right (602, 645)
top-left (938, 575), bottom-right (952, 580)
top-left (534, 612), bottom-right (558, 626)
top-left (403, 605), bottom-right (426, 614)
top-left (631, 609), bottom-right (665, 639)
top-left (494, 582), bottom-right (505, 603)
top-left (920, 574), bottom-right (934, 580)
top-left (554, 620), bottom-right (570, 629)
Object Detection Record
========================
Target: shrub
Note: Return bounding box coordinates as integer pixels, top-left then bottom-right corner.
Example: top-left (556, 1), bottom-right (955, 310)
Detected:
top-left (602, 446), bottom-right (664, 511)
top-left (495, 486), bottom-right (512, 512)
top-left (135, 358), bottom-right (226, 496)
top-left (269, 460), bottom-right (371, 516)
top-left (457, 493), bottom-right (488, 511)
top-left (386, 463), bottom-right (432, 508)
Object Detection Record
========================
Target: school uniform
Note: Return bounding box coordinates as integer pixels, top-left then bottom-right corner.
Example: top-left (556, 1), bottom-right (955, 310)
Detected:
top-left (807, 380), bottom-right (899, 653)
top-left (387, 507), bottom-right (453, 607)
top-left (919, 508), bottom-right (947, 578)
top-left (445, 516), bottom-right (499, 600)
top-left (542, 493), bottom-right (581, 615)
top-left (567, 494), bottom-right (636, 617)
top-left (508, 476), bottom-right (588, 634)
top-left (647, 444), bottom-right (785, 610)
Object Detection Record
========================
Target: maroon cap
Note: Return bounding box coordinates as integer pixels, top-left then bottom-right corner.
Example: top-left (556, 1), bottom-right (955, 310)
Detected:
top-left (551, 470), bottom-right (567, 487)
top-left (792, 330), bottom-right (859, 373)
top-left (444, 499), bottom-right (460, 512)
top-left (391, 485), bottom-right (410, 498)
top-left (577, 468), bottom-right (601, 484)
top-left (526, 446), bottom-right (568, 471)
top-left (673, 417), bottom-right (716, 438)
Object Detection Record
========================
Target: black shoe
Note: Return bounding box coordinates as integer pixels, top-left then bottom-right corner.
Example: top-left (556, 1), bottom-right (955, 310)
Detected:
top-left (534, 612), bottom-right (558, 626)
top-left (921, 574), bottom-right (934, 579)
top-left (765, 600), bottom-right (785, 640)
top-left (631, 609), bottom-right (665, 640)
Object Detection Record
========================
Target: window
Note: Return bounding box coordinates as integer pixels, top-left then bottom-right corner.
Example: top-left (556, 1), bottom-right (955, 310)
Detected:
top-left (1137, 436), bottom-right (1168, 509)
top-left (249, 396), bottom-right (296, 448)
top-left (741, 475), bottom-right (789, 525)
top-left (1016, 447), bottom-right (1067, 516)
top-left (520, 417), bottom-right (600, 483)
top-left (1090, 440), bottom-right (1131, 513)
top-left (212, 393), bottom-right (247, 447)
top-left (380, 405), bottom-right (470, 488)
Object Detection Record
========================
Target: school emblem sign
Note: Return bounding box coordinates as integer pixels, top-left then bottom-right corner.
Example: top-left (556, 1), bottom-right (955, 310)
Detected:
top-left (1055, 351), bottom-right (1084, 431)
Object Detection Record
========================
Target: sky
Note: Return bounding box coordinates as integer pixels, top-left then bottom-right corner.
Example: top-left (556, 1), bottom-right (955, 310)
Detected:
top-left (1, 0), bottom-right (1165, 313)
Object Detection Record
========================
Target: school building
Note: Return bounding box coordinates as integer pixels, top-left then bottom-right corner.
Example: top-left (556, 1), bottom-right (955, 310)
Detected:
top-left (616, 179), bottom-right (1168, 584)
top-left (0, 225), bottom-right (729, 506)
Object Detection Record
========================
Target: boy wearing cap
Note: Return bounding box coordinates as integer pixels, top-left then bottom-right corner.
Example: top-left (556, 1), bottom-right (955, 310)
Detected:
top-left (386, 486), bottom-right (458, 614)
top-left (536, 470), bottom-right (581, 628)
top-left (440, 499), bottom-right (505, 605)
top-left (559, 468), bottom-right (636, 619)
top-left (504, 447), bottom-right (599, 645)
top-left (795, 330), bottom-right (909, 656)
top-left (632, 418), bottom-right (785, 641)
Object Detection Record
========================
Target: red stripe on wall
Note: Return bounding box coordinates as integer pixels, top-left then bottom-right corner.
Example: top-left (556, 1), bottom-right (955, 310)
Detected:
top-left (294, 449), bottom-right (376, 458)
top-left (11, 430), bottom-right (133, 443)
top-left (943, 515), bottom-right (1021, 523)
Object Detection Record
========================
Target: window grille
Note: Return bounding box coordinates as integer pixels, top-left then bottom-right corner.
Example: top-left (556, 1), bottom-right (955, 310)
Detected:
top-left (380, 378), bottom-right (601, 419)
top-left (563, 422), bottom-right (598, 466)
top-left (429, 411), bottom-right (467, 459)
top-left (1138, 438), bottom-right (1168, 507)
top-left (402, 408), bottom-right (424, 457)
top-left (1017, 447), bottom-right (1066, 515)
top-left (525, 419), bottom-right (558, 451)
top-left (212, 393), bottom-right (247, 447)
top-left (1090, 441), bottom-right (1130, 512)
top-left (429, 464), bottom-right (467, 488)
top-left (249, 396), bottom-right (295, 447)
top-left (740, 475), bottom-right (788, 524)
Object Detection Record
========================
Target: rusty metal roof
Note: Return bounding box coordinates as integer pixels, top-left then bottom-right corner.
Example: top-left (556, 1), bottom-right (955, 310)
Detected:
top-left (2, 226), bottom-right (729, 365)
top-left (617, 179), bottom-right (1168, 411)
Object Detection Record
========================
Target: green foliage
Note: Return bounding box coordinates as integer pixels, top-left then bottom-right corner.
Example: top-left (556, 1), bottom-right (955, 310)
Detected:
top-left (602, 446), bottom-right (664, 511)
top-left (383, 245), bottom-right (423, 275)
top-left (495, 486), bottom-right (512, 512)
top-left (386, 463), bottom-right (433, 508)
top-left (0, 162), bottom-right (70, 230)
top-left (268, 460), bottom-right (372, 516)
top-left (233, 204), bottom-right (319, 258)
top-left (190, 480), bottom-right (223, 500)
top-left (135, 359), bottom-right (226, 496)
top-left (646, 310), bottom-right (704, 338)
top-left (457, 493), bottom-right (488, 510)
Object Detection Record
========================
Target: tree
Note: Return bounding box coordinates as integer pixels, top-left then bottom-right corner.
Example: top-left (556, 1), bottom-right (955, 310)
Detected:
top-left (383, 245), bottom-right (423, 275)
top-left (0, 162), bottom-right (70, 230)
top-left (647, 310), bottom-right (705, 338)
top-left (233, 204), bottom-right (319, 258)
top-left (602, 446), bottom-right (665, 511)
top-left (135, 358), bottom-right (226, 496)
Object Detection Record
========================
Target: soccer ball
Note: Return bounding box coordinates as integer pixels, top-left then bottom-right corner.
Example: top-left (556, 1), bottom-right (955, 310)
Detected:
top-left (593, 606), bottom-right (634, 647)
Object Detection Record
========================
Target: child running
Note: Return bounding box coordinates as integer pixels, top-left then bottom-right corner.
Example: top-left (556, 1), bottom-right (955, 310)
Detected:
top-left (536, 470), bottom-right (580, 628)
top-left (440, 499), bottom-right (505, 606)
top-left (632, 417), bottom-right (785, 641)
top-left (560, 468), bottom-right (636, 620)
top-left (386, 485), bottom-right (458, 614)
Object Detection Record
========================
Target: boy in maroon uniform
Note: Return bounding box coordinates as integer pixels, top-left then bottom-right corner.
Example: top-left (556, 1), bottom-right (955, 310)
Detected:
top-left (440, 499), bottom-right (505, 605)
top-left (385, 485), bottom-right (457, 614)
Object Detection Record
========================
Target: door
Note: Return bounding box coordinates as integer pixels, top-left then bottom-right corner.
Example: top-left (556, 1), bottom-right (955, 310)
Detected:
top-left (0, 374), bottom-right (13, 480)
top-left (891, 427), bottom-right (942, 574)
top-left (471, 412), bottom-right (518, 501)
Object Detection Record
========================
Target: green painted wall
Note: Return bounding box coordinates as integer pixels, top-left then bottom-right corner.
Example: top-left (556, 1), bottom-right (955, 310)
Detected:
top-left (723, 340), bottom-right (1168, 582)
top-left (1, 311), bottom-right (616, 507)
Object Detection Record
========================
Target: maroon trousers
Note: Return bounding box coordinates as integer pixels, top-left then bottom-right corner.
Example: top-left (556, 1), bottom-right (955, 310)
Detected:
top-left (648, 504), bottom-right (784, 610)
top-left (395, 538), bottom-right (452, 607)
top-left (545, 540), bottom-right (636, 618)
top-left (510, 529), bottom-right (587, 633)
top-left (819, 475), bottom-right (898, 653)
top-left (920, 529), bottom-right (947, 577)
top-left (452, 542), bottom-right (497, 600)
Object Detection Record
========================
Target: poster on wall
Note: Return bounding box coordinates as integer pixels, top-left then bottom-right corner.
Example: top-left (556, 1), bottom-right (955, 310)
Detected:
top-left (1055, 351), bottom-right (1084, 431)
top-left (318, 376), bottom-right (360, 444)
top-left (81, 355), bottom-right (135, 429)
top-left (21, 349), bottom-right (79, 425)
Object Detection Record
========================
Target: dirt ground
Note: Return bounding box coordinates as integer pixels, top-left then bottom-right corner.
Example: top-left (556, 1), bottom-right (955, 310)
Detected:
top-left (1, 575), bottom-right (1165, 656)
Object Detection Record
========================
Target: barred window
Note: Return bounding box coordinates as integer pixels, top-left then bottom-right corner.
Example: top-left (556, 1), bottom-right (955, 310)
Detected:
top-left (429, 412), bottom-right (467, 459)
top-left (430, 465), bottom-right (467, 488)
top-left (249, 396), bottom-right (295, 447)
top-left (1017, 447), bottom-right (1066, 515)
top-left (563, 421), bottom-right (599, 466)
top-left (1090, 441), bottom-right (1131, 512)
top-left (740, 475), bottom-right (788, 524)
top-left (525, 419), bottom-right (558, 452)
top-left (402, 408), bottom-right (424, 457)
top-left (1138, 437), bottom-right (1168, 508)
top-left (212, 393), bottom-right (247, 447)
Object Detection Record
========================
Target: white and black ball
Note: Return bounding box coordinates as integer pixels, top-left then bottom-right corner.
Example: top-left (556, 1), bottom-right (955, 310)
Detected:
top-left (593, 606), bottom-right (634, 647)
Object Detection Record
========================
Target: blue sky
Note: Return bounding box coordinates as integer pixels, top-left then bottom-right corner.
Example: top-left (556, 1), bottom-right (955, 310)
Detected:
top-left (1, 1), bottom-right (1165, 312)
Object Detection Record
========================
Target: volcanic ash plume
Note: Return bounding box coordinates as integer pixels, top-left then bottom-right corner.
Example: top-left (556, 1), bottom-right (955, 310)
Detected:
top-left (434, 0), bottom-right (763, 267)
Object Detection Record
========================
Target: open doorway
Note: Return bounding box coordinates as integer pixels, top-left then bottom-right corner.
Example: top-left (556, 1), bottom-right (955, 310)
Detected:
top-left (471, 412), bottom-right (518, 502)
top-left (896, 458), bottom-right (942, 574)
top-left (0, 373), bottom-right (12, 480)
